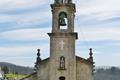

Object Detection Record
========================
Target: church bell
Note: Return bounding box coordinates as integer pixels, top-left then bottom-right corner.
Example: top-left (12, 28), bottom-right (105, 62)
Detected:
top-left (59, 18), bottom-right (66, 26)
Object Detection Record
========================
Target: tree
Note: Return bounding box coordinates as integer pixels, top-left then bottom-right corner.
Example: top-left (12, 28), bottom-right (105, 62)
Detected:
top-left (1, 66), bottom-right (9, 74)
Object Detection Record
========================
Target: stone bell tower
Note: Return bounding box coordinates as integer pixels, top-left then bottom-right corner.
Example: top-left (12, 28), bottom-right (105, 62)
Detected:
top-left (48, 0), bottom-right (78, 80)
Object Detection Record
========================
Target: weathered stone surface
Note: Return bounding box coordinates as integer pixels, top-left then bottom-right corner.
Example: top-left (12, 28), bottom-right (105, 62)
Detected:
top-left (76, 57), bottom-right (93, 80)
top-left (37, 58), bottom-right (50, 80)
top-left (30, 56), bottom-right (94, 80)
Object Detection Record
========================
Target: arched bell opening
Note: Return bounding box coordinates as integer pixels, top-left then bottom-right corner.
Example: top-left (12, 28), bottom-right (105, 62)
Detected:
top-left (58, 12), bottom-right (68, 31)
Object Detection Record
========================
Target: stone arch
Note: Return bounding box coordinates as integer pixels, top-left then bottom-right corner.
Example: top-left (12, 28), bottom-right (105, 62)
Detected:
top-left (59, 12), bottom-right (68, 30)
top-left (59, 56), bottom-right (65, 70)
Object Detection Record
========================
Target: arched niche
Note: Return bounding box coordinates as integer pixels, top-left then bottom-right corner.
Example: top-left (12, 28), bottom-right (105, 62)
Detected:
top-left (59, 56), bottom-right (65, 70)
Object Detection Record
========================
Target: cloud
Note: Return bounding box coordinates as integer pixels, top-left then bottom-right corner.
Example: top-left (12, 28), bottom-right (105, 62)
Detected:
top-left (0, 28), bottom-right (50, 41)
top-left (0, 7), bottom-right (51, 25)
top-left (0, 44), bottom-right (49, 57)
top-left (15, 10), bottom-right (51, 25)
top-left (0, 40), bottom-right (49, 66)
top-left (76, 26), bottom-right (120, 41)
top-left (0, 0), bottom-right (52, 31)
top-left (95, 52), bottom-right (120, 66)
top-left (76, 0), bottom-right (120, 21)
top-left (0, 0), bottom-right (50, 11)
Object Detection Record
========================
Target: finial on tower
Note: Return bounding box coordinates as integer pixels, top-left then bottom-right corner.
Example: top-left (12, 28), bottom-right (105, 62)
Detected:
top-left (37, 49), bottom-right (40, 57)
top-left (36, 49), bottom-right (41, 63)
top-left (88, 48), bottom-right (93, 62)
top-left (88, 48), bottom-right (95, 74)
top-left (34, 49), bottom-right (42, 71)
top-left (89, 48), bottom-right (93, 57)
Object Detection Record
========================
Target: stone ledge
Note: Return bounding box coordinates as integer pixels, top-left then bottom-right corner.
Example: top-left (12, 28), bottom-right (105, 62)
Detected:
top-left (48, 32), bottom-right (78, 39)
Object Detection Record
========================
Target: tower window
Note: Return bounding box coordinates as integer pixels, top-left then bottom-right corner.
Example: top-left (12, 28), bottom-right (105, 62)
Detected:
top-left (59, 12), bottom-right (67, 31)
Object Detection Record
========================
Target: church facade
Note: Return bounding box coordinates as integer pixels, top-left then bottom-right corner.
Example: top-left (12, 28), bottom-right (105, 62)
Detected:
top-left (20, 0), bottom-right (95, 80)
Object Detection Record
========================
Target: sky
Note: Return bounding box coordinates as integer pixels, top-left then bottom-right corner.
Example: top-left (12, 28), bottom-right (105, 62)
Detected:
top-left (0, 0), bottom-right (120, 67)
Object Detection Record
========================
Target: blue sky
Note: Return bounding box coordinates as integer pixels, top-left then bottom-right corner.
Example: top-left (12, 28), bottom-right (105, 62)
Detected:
top-left (0, 0), bottom-right (120, 67)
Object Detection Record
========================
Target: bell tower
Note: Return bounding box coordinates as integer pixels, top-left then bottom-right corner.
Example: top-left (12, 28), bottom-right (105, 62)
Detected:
top-left (48, 0), bottom-right (78, 80)
top-left (51, 0), bottom-right (75, 32)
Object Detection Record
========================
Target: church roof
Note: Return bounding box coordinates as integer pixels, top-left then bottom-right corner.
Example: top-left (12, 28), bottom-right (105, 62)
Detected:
top-left (37, 56), bottom-right (94, 66)
top-left (37, 57), bottom-right (50, 64)
top-left (76, 56), bottom-right (94, 65)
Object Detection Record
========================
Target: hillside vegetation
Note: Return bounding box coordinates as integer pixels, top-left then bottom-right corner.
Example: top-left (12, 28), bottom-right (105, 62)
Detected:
top-left (0, 62), bottom-right (34, 74)
top-left (94, 67), bottom-right (120, 80)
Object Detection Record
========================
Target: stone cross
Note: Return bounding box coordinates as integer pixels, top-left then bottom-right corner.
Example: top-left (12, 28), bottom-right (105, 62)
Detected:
top-left (60, 40), bottom-right (65, 50)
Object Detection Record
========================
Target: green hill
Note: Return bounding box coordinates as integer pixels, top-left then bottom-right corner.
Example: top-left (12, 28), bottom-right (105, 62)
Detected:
top-left (0, 62), bottom-right (34, 75)
top-left (94, 66), bottom-right (120, 80)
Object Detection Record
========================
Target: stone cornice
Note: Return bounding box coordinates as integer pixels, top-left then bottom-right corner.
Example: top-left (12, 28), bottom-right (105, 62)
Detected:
top-left (48, 32), bottom-right (78, 39)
